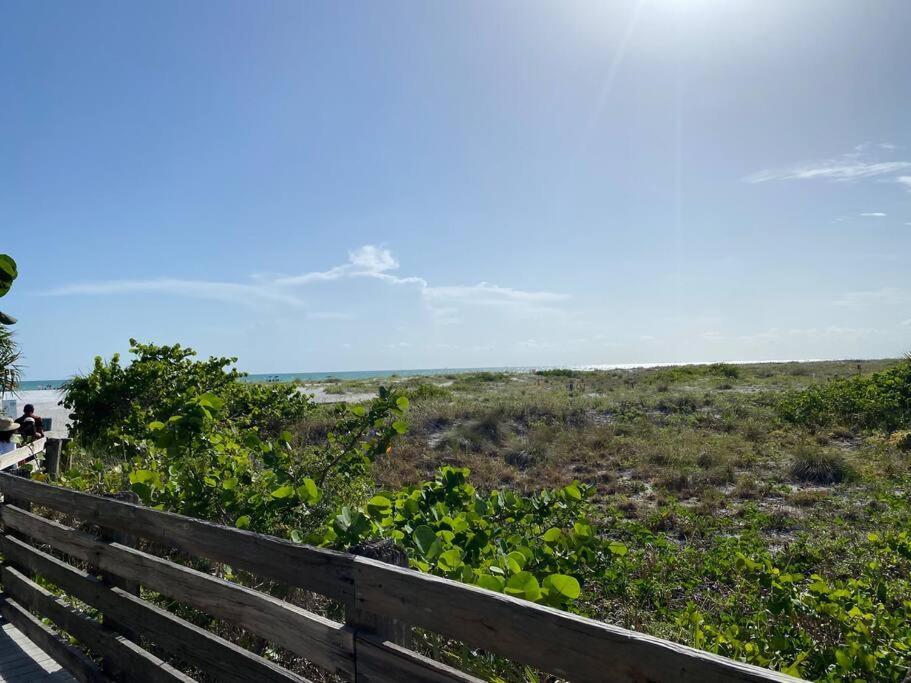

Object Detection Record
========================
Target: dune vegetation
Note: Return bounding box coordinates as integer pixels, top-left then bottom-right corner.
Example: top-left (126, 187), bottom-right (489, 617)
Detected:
top-left (56, 348), bottom-right (911, 681)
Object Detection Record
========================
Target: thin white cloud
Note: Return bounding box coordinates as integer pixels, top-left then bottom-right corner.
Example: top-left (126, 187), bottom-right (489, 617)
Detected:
top-left (746, 160), bottom-right (911, 183)
top-left (307, 311), bottom-right (353, 321)
top-left (860, 212), bottom-right (886, 217)
top-left (273, 246), bottom-right (427, 288)
top-left (737, 326), bottom-right (885, 343)
top-left (745, 146), bottom-right (911, 184)
top-left (422, 283), bottom-right (568, 306)
top-left (834, 287), bottom-right (908, 308)
top-left (896, 176), bottom-right (911, 192)
top-left (43, 278), bottom-right (305, 308)
top-left (43, 245), bottom-right (569, 323)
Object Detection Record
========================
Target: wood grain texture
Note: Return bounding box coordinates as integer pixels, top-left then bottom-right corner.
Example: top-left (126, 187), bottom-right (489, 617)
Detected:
top-left (354, 634), bottom-right (483, 683)
top-left (351, 558), bottom-right (804, 683)
top-left (0, 505), bottom-right (354, 679)
top-left (1, 565), bottom-right (193, 683)
top-left (0, 594), bottom-right (108, 683)
top-left (0, 534), bottom-right (312, 683)
top-left (0, 473), bottom-right (354, 601)
top-left (0, 437), bottom-right (46, 471)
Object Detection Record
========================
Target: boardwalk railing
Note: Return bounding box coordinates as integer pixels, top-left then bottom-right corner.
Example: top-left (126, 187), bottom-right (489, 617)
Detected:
top-left (0, 436), bottom-right (48, 472)
top-left (0, 473), bottom-right (802, 682)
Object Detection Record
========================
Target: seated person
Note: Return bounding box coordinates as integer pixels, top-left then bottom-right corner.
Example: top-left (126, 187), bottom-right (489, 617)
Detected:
top-left (0, 417), bottom-right (18, 454)
top-left (16, 404), bottom-right (45, 439)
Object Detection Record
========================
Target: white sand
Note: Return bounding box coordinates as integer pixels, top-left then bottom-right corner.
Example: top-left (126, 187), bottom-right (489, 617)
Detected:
top-left (0, 386), bottom-right (377, 439)
top-left (1, 390), bottom-right (70, 437)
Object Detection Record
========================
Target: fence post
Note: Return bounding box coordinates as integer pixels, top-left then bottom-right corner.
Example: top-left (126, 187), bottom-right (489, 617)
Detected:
top-left (1, 468), bottom-right (35, 581)
top-left (99, 491), bottom-right (141, 653)
top-left (44, 438), bottom-right (63, 480)
top-left (60, 438), bottom-right (72, 472)
top-left (347, 539), bottom-right (412, 650)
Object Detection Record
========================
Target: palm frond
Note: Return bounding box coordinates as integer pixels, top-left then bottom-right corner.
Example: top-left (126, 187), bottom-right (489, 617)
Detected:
top-left (0, 325), bottom-right (21, 394)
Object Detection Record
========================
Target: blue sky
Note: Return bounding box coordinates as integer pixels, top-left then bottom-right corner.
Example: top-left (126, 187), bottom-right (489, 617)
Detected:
top-left (2, 0), bottom-right (909, 379)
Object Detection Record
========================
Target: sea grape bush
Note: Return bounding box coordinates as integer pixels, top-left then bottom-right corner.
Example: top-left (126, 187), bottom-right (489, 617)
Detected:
top-left (674, 531), bottom-right (911, 681)
top-left (778, 356), bottom-right (911, 432)
top-left (62, 340), bottom-right (312, 450)
top-left (61, 384), bottom-right (409, 538)
top-left (308, 466), bottom-right (623, 607)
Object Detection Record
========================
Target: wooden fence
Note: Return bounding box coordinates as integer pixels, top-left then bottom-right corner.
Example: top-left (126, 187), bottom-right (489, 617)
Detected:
top-left (0, 436), bottom-right (48, 472)
top-left (0, 473), bottom-right (803, 682)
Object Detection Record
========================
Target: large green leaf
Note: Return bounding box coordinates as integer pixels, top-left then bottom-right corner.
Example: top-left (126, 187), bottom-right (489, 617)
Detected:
top-left (297, 478), bottom-right (320, 504)
top-left (437, 548), bottom-right (463, 572)
top-left (543, 574), bottom-right (581, 600)
top-left (366, 494), bottom-right (392, 517)
top-left (270, 485), bottom-right (294, 499)
top-left (413, 525), bottom-right (438, 557)
top-left (476, 574), bottom-right (505, 593)
top-left (505, 571), bottom-right (541, 601)
top-left (0, 255), bottom-right (17, 298)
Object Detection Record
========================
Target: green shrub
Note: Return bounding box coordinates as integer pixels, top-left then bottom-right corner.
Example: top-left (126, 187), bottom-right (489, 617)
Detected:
top-left (311, 467), bottom-right (625, 609)
top-left (62, 386), bottom-right (409, 537)
top-left (778, 357), bottom-right (911, 432)
top-left (62, 339), bottom-right (312, 451)
top-left (405, 382), bottom-right (452, 401)
top-left (709, 363), bottom-right (740, 379)
top-left (535, 368), bottom-right (581, 378)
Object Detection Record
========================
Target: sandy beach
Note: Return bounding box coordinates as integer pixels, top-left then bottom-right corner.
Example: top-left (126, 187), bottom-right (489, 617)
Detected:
top-left (1, 386), bottom-right (377, 439)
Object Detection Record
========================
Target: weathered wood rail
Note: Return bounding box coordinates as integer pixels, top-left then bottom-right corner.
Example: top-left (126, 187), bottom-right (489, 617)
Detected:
top-left (0, 473), bottom-right (804, 682)
top-left (0, 436), bottom-right (48, 472)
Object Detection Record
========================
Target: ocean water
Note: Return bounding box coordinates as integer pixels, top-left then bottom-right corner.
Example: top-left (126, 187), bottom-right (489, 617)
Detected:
top-left (16, 366), bottom-right (529, 390)
top-left (16, 359), bottom-right (818, 391)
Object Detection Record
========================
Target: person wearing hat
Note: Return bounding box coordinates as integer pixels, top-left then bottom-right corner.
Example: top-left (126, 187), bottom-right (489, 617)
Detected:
top-left (0, 416), bottom-right (19, 455)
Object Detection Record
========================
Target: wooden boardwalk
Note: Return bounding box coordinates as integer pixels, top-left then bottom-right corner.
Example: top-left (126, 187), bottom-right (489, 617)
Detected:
top-left (0, 618), bottom-right (73, 682)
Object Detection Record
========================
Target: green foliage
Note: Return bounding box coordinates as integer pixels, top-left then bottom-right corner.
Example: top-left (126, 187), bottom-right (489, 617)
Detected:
top-left (310, 466), bottom-right (624, 609)
top-left (62, 340), bottom-right (312, 450)
top-left (62, 386), bottom-right (408, 538)
top-left (53, 354), bottom-right (911, 679)
top-left (404, 381), bottom-right (452, 401)
top-left (0, 254), bottom-right (17, 300)
top-left (0, 253), bottom-right (19, 392)
top-left (789, 445), bottom-right (851, 484)
top-left (674, 529), bottom-right (911, 681)
top-left (534, 368), bottom-right (581, 378)
top-left (779, 358), bottom-right (911, 432)
top-left (649, 363), bottom-right (741, 385)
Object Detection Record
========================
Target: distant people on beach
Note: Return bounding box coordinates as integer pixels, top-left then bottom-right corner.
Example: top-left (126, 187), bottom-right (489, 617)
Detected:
top-left (16, 404), bottom-right (44, 439)
top-left (0, 417), bottom-right (18, 454)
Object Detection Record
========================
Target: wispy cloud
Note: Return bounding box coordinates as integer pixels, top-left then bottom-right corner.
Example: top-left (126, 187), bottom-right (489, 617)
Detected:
top-left (860, 212), bottom-right (886, 217)
top-left (746, 160), bottom-right (911, 183)
top-left (834, 287), bottom-right (909, 308)
top-left (745, 146), bottom-right (911, 184)
top-left (736, 326), bottom-right (885, 343)
top-left (43, 245), bottom-right (569, 323)
top-left (44, 278), bottom-right (306, 308)
top-left (896, 176), bottom-right (911, 192)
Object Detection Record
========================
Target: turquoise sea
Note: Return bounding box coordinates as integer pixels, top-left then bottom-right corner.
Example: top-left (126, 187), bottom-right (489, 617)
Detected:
top-left (16, 366), bottom-right (532, 391)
